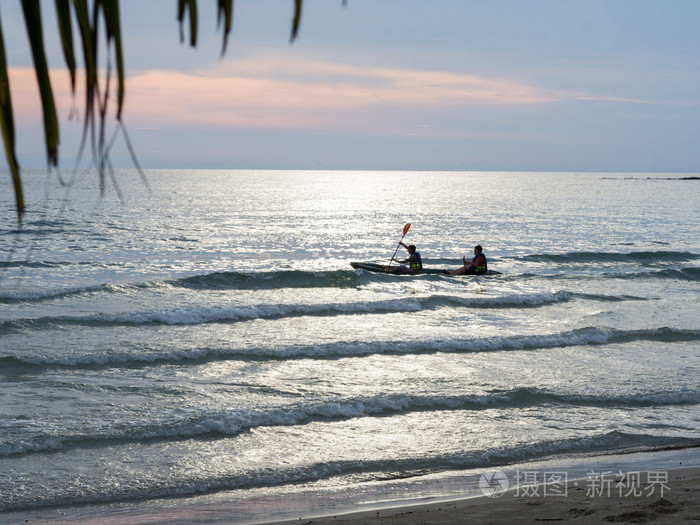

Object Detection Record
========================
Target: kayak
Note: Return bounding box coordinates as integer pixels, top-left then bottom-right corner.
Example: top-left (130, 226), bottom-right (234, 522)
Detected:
top-left (350, 262), bottom-right (501, 275)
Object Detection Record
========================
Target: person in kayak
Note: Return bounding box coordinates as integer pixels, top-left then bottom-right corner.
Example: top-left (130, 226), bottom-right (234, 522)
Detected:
top-left (387, 242), bottom-right (423, 274)
top-left (446, 245), bottom-right (487, 275)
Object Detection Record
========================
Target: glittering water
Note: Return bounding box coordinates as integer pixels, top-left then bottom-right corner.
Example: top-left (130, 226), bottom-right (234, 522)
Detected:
top-left (1, 170), bottom-right (699, 522)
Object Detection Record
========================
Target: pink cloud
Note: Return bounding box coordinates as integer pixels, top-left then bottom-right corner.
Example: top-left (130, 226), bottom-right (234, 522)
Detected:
top-left (7, 58), bottom-right (609, 137)
top-left (125, 59), bottom-right (570, 129)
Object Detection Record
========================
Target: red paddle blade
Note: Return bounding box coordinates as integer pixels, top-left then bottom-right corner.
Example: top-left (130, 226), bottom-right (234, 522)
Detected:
top-left (403, 223), bottom-right (411, 235)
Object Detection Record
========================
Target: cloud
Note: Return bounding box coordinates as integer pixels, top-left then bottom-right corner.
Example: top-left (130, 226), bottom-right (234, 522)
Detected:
top-left (575, 96), bottom-right (655, 105)
top-left (7, 56), bottom-right (671, 141)
top-left (124, 58), bottom-right (572, 129)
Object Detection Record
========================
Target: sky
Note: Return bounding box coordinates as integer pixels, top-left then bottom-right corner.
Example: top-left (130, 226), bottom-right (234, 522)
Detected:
top-left (1, 0), bottom-right (699, 172)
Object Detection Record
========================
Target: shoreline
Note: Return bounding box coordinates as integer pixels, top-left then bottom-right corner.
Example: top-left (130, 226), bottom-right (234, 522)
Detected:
top-left (264, 466), bottom-right (700, 525)
top-left (3, 447), bottom-right (699, 525)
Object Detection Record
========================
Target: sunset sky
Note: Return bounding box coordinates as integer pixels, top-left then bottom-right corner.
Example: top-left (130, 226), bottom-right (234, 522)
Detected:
top-left (2, 0), bottom-right (699, 172)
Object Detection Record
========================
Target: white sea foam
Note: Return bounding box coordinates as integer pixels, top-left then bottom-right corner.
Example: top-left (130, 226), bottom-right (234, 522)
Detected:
top-left (4, 327), bottom-right (699, 369)
top-left (2, 291), bottom-right (571, 329)
top-left (4, 389), bottom-right (697, 458)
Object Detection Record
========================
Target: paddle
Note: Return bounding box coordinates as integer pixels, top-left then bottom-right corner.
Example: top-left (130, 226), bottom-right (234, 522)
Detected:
top-left (389, 223), bottom-right (411, 265)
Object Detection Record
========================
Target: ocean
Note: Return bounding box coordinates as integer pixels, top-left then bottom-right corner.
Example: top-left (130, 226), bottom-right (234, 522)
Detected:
top-left (1, 170), bottom-right (699, 523)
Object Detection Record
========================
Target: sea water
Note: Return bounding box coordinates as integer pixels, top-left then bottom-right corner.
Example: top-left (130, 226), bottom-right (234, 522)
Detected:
top-left (1, 170), bottom-right (699, 523)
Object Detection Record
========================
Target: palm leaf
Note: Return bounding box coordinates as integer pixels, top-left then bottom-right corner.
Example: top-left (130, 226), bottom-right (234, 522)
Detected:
top-left (188, 0), bottom-right (198, 47)
top-left (71, 0), bottom-right (96, 84)
top-left (21, 0), bottom-right (59, 166)
top-left (291, 0), bottom-right (303, 42)
top-left (102, 0), bottom-right (125, 120)
top-left (71, 0), bottom-right (97, 162)
top-left (178, 0), bottom-right (198, 47)
top-left (217, 0), bottom-right (233, 55)
top-left (177, 0), bottom-right (186, 43)
top-left (0, 15), bottom-right (23, 216)
top-left (55, 0), bottom-right (76, 93)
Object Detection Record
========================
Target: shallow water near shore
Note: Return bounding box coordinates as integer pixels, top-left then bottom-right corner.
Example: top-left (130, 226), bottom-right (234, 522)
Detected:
top-left (1, 170), bottom-right (699, 522)
top-left (5, 448), bottom-right (697, 525)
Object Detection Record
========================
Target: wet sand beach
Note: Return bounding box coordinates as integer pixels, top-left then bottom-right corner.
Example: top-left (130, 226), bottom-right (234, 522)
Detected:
top-left (270, 467), bottom-right (700, 525)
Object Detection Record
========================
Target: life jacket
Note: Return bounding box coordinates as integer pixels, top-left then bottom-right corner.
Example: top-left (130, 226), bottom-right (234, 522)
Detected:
top-left (410, 252), bottom-right (423, 271)
top-left (473, 253), bottom-right (487, 273)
